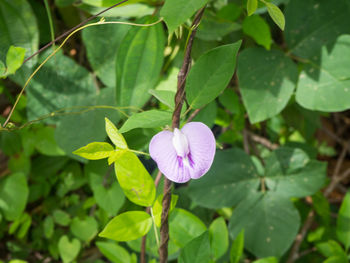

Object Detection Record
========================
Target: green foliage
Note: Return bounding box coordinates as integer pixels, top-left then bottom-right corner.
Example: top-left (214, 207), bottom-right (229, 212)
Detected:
top-left (1, 0), bottom-right (350, 262)
top-left (99, 211), bottom-right (152, 241)
top-left (186, 42), bottom-right (241, 109)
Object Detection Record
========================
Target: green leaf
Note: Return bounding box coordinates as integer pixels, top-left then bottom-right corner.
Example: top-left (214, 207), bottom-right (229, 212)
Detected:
top-left (0, 0), bottom-right (39, 70)
top-left (265, 147), bottom-right (327, 198)
top-left (119, 110), bottom-right (172, 133)
top-left (86, 160), bottom-right (125, 216)
top-left (96, 241), bottom-right (131, 263)
top-left (27, 51), bottom-right (96, 122)
top-left (160, 0), bottom-right (209, 34)
top-left (0, 60), bottom-right (5, 77)
top-left (285, 0), bottom-right (350, 59)
top-left (114, 151), bottom-right (156, 207)
top-left (152, 194), bottom-right (178, 227)
top-left (99, 211), bottom-right (152, 241)
top-left (228, 191), bottom-right (300, 258)
top-left (73, 142), bottom-right (114, 160)
top-left (169, 208), bottom-right (207, 247)
top-left (196, 12), bottom-right (241, 41)
top-left (243, 15), bottom-right (272, 50)
top-left (149, 89), bottom-right (176, 109)
top-left (31, 126), bottom-right (65, 156)
top-left (237, 48), bottom-right (298, 123)
top-left (247, 0), bottom-right (258, 16)
top-left (82, 19), bottom-right (130, 87)
top-left (252, 257), bottom-right (278, 263)
top-left (337, 191), bottom-right (350, 250)
top-left (55, 86), bottom-right (119, 159)
top-left (116, 16), bottom-right (164, 108)
top-left (105, 117), bottom-right (128, 149)
top-left (108, 150), bottom-right (128, 165)
top-left (58, 235), bottom-right (81, 263)
top-left (230, 229), bottom-right (244, 263)
top-left (6, 46), bottom-right (26, 75)
top-left (43, 216), bottom-right (54, 239)
top-left (179, 231), bottom-right (211, 263)
top-left (192, 101), bottom-right (217, 128)
top-left (70, 216), bottom-right (98, 242)
top-left (0, 173), bottom-right (29, 221)
top-left (209, 217), bottom-right (228, 260)
top-left (316, 240), bottom-right (347, 259)
top-left (188, 148), bottom-right (260, 209)
top-left (312, 191), bottom-right (330, 225)
top-left (295, 35), bottom-right (350, 112)
top-left (186, 42), bottom-right (242, 109)
top-left (264, 2), bottom-right (285, 30)
top-left (218, 89), bottom-right (240, 114)
top-left (53, 209), bottom-right (71, 226)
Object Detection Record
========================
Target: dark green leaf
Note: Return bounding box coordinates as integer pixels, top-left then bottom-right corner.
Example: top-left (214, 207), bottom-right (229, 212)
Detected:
top-left (186, 42), bottom-right (241, 109)
top-left (238, 48), bottom-right (298, 123)
top-left (116, 16), bottom-right (164, 108)
top-left (336, 191), bottom-right (350, 250)
top-left (179, 231), bottom-right (211, 263)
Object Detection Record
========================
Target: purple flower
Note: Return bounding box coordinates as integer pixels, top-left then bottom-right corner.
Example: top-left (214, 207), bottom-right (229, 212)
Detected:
top-left (149, 122), bottom-right (216, 183)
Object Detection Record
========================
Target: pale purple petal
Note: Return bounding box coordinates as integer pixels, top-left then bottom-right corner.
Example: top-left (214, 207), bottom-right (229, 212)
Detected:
top-left (149, 131), bottom-right (191, 183)
top-left (181, 122), bottom-right (216, 179)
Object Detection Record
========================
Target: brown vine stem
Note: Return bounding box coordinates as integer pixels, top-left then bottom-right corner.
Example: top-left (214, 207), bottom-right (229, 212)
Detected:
top-left (22, 0), bottom-right (128, 65)
top-left (158, 7), bottom-right (206, 263)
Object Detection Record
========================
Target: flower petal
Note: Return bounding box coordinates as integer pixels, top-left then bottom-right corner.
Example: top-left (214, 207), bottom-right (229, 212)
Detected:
top-left (181, 122), bottom-right (216, 179)
top-left (149, 131), bottom-right (191, 183)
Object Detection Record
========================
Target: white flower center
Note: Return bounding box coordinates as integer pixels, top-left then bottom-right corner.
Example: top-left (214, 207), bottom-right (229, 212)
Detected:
top-left (172, 128), bottom-right (190, 158)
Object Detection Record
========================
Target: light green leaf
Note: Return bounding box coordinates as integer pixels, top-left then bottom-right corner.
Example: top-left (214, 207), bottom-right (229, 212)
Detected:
top-left (99, 211), bottom-right (152, 241)
top-left (160, 0), bottom-right (209, 34)
top-left (86, 160), bottom-right (125, 216)
top-left (336, 191), bottom-right (350, 250)
top-left (58, 235), bottom-right (81, 263)
top-left (209, 217), bottom-right (229, 260)
top-left (0, 173), bottom-right (29, 221)
top-left (119, 110), bottom-right (172, 133)
top-left (70, 216), bottom-right (98, 242)
top-left (169, 208), bottom-right (207, 247)
top-left (186, 42), bottom-right (241, 109)
top-left (179, 231), bottom-right (211, 263)
top-left (265, 147), bottom-right (327, 198)
top-left (243, 15), bottom-right (272, 50)
top-left (6, 46), bottom-right (26, 75)
top-left (149, 89), bottom-right (176, 109)
top-left (228, 191), bottom-right (300, 258)
top-left (253, 257), bottom-right (278, 263)
top-left (238, 48), bottom-right (298, 123)
top-left (152, 194), bottom-right (178, 227)
top-left (82, 19), bottom-right (130, 87)
top-left (105, 117), bottom-right (128, 149)
top-left (316, 240), bottom-right (347, 259)
top-left (73, 142), bottom-right (114, 160)
top-left (108, 150), bottom-right (128, 165)
top-left (247, 0), bottom-right (258, 16)
top-left (296, 35), bottom-right (350, 112)
top-left (116, 16), bottom-right (164, 108)
top-left (264, 2), bottom-right (285, 30)
top-left (96, 241), bottom-right (131, 263)
top-left (188, 149), bottom-right (260, 209)
top-left (53, 209), bottom-right (71, 226)
top-left (43, 216), bottom-right (54, 239)
top-left (230, 229), bottom-right (244, 263)
top-left (114, 151), bottom-right (156, 207)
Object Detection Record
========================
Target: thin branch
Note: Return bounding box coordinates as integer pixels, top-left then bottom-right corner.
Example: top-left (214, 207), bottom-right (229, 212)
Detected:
top-left (22, 0), bottom-right (129, 64)
top-left (186, 108), bottom-right (201, 123)
top-left (159, 7), bottom-right (206, 263)
top-left (246, 131), bottom-right (279, 150)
